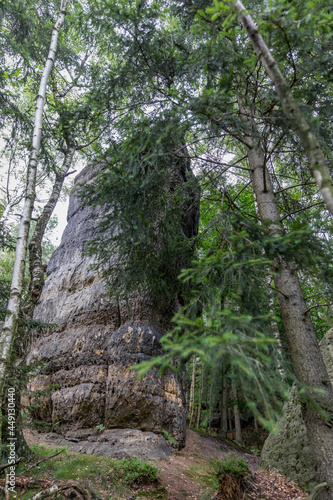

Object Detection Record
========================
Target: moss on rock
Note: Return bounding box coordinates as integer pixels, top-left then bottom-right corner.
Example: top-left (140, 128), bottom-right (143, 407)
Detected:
top-left (260, 328), bottom-right (333, 492)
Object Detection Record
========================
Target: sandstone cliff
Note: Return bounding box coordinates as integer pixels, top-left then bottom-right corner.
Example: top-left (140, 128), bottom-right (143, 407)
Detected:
top-left (27, 165), bottom-right (188, 458)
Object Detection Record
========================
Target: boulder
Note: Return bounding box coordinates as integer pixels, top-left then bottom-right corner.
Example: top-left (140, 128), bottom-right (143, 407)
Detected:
top-left (260, 328), bottom-right (333, 491)
top-left (28, 428), bottom-right (172, 461)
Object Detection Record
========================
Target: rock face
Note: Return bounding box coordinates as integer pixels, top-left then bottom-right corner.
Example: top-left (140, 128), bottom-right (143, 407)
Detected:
top-left (27, 165), bottom-right (188, 456)
top-left (260, 328), bottom-right (333, 491)
top-left (25, 428), bottom-right (172, 462)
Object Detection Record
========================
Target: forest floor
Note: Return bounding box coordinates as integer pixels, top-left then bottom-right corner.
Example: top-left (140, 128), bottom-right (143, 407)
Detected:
top-left (17, 428), bottom-right (307, 499)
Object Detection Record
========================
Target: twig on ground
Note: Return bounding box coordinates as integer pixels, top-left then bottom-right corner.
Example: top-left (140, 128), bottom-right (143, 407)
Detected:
top-left (31, 484), bottom-right (59, 499)
top-left (24, 450), bottom-right (62, 472)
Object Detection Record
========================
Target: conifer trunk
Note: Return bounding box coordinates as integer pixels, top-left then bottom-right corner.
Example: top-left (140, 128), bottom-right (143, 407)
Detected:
top-left (189, 356), bottom-right (196, 427)
top-left (232, 0), bottom-right (333, 216)
top-left (232, 374), bottom-right (242, 445)
top-left (239, 103), bottom-right (333, 499)
top-left (0, 0), bottom-right (68, 404)
top-left (220, 367), bottom-right (228, 439)
top-left (196, 366), bottom-right (203, 428)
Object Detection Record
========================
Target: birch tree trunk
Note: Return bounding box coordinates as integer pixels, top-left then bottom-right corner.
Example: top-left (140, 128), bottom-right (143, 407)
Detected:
top-left (231, 0), bottom-right (333, 216)
top-left (1, 139), bottom-right (76, 461)
top-left (0, 0), bottom-right (68, 404)
top-left (239, 102), bottom-right (333, 499)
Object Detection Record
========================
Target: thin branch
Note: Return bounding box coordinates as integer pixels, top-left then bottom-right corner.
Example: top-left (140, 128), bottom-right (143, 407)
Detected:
top-left (275, 181), bottom-right (316, 195)
top-left (0, 457), bottom-right (23, 474)
top-left (232, 180), bottom-right (252, 202)
top-left (281, 201), bottom-right (324, 220)
top-left (24, 450), bottom-right (62, 473)
top-left (305, 304), bottom-right (332, 314)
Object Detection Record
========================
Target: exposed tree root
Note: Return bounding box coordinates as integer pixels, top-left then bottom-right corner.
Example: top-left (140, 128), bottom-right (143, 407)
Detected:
top-left (31, 479), bottom-right (101, 499)
top-left (0, 477), bottom-right (101, 499)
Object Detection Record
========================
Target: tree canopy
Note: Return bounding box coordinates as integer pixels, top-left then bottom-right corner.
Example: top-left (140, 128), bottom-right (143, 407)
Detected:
top-left (1, 0), bottom-right (333, 497)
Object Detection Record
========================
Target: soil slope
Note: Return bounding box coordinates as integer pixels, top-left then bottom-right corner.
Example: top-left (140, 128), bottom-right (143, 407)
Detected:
top-left (24, 428), bottom-right (307, 499)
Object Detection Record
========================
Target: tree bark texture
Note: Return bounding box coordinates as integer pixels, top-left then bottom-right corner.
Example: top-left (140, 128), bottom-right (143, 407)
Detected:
top-left (196, 365), bottom-right (203, 428)
top-left (232, 373), bottom-right (242, 445)
top-left (239, 103), bottom-right (333, 499)
top-left (0, 0), bottom-right (68, 403)
top-left (27, 142), bottom-right (75, 314)
top-left (189, 356), bottom-right (196, 427)
top-left (220, 367), bottom-right (228, 439)
top-left (232, 0), bottom-right (333, 216)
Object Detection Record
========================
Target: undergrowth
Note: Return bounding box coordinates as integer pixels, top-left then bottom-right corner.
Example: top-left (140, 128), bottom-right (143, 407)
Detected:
top-left (13, 444), bottom-right (160, 499)
top-left (210, 453), bottom-right (249, 479)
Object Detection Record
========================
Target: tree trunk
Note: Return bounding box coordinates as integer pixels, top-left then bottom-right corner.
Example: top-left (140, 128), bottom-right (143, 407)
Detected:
top-left (1, 385), bottom-right (34, 464)
top-left (228, 407), bottom-right (233, 438)
top-left (196, 365), bottom-right (203, 428)
top-left (27, 141), bottom-right (75, 314)
top-left (232, 0), bottom-right (333, 216)
top-left (0, 0), bottom-right (68, 405)
top-left (220, 366), bottom-right (228, 439)
top-left (189, 356), bottom-right (196, 427)
top-left (265, 274), bottom-right (285, 377)
top-left (232, 373), bottom-right (242, 446)
top-left (239, 102), bottom-right (333, 499)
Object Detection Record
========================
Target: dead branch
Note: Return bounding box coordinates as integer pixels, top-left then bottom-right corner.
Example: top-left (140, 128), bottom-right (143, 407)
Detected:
top-left (0, 457), bottom-right (23, 474)
top-left (24, 450), bottom-right (62, 472)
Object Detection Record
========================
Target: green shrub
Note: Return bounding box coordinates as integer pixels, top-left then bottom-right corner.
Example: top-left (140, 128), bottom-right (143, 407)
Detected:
top-left (161, 430), bottom-right (177, 446)
top-left (210, 453), bottom-right (249, 480)
top-left (109, 457), bottom-right (160, 486)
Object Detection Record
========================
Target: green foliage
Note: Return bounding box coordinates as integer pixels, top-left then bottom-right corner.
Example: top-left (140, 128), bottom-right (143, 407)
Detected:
top-left (109, 457), bottom-right (160, 486)
top-left (133, 211), bottom-right (292, 430)
top-left (210, 453), bottom-right (249, 480)
top-left (81, 117), bottom-right (198, 308)
top-left (95, 423), bottom-right (105, 432)
top-left (18, 446), bottom-right (158, 498)
top-left (161, 430), bottom-right (177, 446)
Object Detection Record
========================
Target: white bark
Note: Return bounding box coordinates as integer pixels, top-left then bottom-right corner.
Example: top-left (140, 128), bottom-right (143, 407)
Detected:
top-left (232, 0), bottom-right (333, 216)
top-left (31, 485), bottom-right (59, 500)
top-left (0, 1), bottom-right (68, 401)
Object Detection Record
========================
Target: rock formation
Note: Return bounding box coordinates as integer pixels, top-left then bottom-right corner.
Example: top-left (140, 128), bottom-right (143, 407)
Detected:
top-left (27, 161), bottom-right (197, 459)
top-left (260, 328), bottom-right (333, 491)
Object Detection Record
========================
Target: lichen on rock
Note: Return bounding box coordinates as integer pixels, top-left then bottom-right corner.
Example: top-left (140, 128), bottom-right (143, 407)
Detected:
top-left (260, 328), bottom-right (333, 491)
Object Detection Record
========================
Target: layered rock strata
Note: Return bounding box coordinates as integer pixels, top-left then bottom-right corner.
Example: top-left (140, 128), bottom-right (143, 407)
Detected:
top-left (27, 165), bottom-right (188, 456)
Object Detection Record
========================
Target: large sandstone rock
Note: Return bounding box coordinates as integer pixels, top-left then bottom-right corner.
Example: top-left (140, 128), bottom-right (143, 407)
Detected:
top-left (25, 428), bottom-right (172, 462)
top-left (27, 165), bottom-right (187, 455)
top-left (260, 328), bottom-right (333, 491)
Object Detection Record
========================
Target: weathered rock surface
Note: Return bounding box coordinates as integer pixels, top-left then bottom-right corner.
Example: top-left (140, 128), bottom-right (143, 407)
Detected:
top-left (260, 328), bottom-right (333, 491)
top-left (25, 428), bottom-right (172, 461)
top-left (27, 165), bottom-right (187, 455)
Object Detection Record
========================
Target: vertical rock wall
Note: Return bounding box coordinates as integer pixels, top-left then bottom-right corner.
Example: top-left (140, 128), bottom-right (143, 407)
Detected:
top-left (27, 165), bottom-right (187, 452)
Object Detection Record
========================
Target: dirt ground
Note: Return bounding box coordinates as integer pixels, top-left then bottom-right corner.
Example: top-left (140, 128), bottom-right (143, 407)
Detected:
top-left (24, 428), bottom-right (307, 499)
top-left (157, 430), bottom-right (306, 500)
